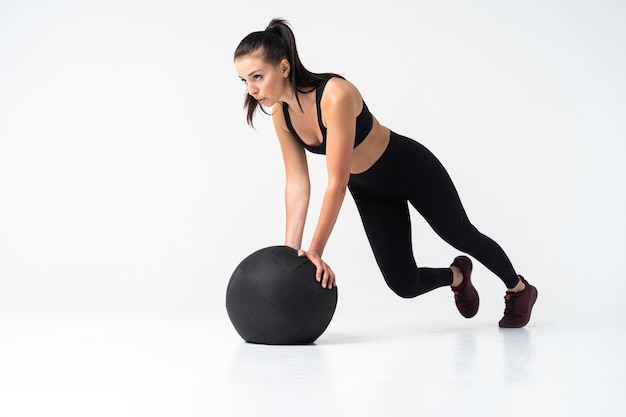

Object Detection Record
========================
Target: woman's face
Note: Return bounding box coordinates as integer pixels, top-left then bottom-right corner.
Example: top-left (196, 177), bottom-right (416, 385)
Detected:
top-left (235, 53), bottom-right (289, 107)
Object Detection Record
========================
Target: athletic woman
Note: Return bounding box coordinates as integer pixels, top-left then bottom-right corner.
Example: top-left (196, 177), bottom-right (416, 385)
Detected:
top-left (234, 18), bottom-right (537, 328)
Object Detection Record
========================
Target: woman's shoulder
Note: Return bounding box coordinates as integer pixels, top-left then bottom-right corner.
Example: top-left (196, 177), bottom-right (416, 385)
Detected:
top-left (325, 75), bottom-right (357, 91)
top-left (322, 76), bottom-right (363, 109)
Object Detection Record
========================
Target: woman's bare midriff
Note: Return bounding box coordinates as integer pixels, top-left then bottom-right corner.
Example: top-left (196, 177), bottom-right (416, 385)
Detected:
top-left (350, 117), bottom-right (390, 174)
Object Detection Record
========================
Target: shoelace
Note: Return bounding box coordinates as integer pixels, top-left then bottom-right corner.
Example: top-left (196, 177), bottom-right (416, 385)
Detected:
top-left (502, 293), bottom-right (519, 316)
top-left (453, 288), bottom-right (473, 305)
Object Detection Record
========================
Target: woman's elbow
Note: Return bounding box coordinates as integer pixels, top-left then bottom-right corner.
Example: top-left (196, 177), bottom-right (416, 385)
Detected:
top-left (327, 177), bottom-right (350, 194)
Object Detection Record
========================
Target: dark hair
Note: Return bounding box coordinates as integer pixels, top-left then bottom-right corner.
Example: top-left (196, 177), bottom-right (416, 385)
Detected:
top-left (234, 18), bottom-right (341, 127)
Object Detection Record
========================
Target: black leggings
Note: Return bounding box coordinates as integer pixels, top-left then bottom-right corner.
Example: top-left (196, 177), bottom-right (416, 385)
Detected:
top-left (348, 131), bottom-right (519, 297)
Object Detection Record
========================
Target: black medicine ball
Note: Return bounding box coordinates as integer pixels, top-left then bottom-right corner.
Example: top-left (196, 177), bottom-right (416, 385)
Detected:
top-left (226, 245), bottom-right (338, 345)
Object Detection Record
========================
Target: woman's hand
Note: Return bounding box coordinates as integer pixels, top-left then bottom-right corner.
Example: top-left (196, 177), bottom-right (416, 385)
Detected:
top-left (298, 250), bottom-right (336, 289)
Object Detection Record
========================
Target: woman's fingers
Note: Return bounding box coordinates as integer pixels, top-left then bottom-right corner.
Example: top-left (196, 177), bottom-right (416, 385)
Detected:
top-left (321, 264), bottom-right (335, 289)
top-left (297, 250), bottom-right (336, 289)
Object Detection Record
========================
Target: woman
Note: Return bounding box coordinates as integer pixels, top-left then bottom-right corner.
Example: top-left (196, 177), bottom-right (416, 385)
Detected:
top-left (233, 18), bottom-right (537, 328)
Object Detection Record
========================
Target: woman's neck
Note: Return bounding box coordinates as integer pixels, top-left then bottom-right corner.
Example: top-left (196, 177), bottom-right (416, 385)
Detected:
top-left (282, 88), bottom-right (315, 114)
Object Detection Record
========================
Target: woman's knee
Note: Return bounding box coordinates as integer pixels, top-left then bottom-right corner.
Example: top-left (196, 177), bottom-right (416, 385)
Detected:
top-left (383, 273), bottom-right (421, 298)
top-left (382, 265), bottom-right (454, 298)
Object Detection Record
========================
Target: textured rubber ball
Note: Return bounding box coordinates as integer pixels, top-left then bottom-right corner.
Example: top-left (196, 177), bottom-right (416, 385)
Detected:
top-left (226, 246), bottom-right (338, 345)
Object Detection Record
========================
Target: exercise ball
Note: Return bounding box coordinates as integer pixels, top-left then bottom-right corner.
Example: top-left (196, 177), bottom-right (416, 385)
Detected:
top-left (226, 245), bottom-right (338, 345)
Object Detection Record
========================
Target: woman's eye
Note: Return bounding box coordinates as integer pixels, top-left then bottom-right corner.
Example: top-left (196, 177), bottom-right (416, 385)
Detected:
top-left (253, 75), bottom-right (262, 81)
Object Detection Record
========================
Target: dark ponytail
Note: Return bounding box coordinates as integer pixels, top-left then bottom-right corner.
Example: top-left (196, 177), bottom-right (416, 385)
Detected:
top-left (234, 18), bottom-right (340, 127)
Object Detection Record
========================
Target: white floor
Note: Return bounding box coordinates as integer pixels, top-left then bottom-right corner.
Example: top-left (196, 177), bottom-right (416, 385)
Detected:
top-left (1, 286), bottom-right (624, 417)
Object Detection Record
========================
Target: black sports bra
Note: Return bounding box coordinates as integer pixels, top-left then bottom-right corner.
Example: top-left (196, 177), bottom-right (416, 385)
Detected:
top-left (282, 77), bottom-right (373, 155)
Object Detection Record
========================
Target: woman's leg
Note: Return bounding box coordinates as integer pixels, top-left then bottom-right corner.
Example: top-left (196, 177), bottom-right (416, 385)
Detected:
top-left (349, 132), bottom-right (536, 326)
top-left (348, 186), bottom-right (454, 297)
top-left (350, 132), bottom-right (519, 290)
top-left (398, 137), bottom-right (520, 289)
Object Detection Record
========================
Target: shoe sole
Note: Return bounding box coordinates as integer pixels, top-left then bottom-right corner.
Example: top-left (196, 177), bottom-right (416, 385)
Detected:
top-left (451, 256), bottom-right (479, 318)
top-left (458, 287), bottom-right (479, 318)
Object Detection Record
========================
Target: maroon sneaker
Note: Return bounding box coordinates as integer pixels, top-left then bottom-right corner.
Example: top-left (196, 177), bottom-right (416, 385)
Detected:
top-left (499, 276), bottom-right (538, 328)
top-left (450, 256), bottom-right (479, 318)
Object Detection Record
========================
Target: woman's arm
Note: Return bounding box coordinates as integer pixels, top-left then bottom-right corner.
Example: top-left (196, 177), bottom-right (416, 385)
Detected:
top-left (272, 104), bottom-right (310, 251)
top-left (308, 79), bottom-right (358, 256)
top-left (298, 80), bottom-right (359, 289)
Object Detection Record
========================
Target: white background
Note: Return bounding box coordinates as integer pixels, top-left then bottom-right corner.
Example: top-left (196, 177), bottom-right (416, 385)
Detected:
top-left (1, 1), bottom-right (625, 416)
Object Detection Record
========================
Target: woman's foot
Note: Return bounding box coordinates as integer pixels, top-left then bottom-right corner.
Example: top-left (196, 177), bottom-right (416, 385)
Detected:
top-left (450, 256), bottom-right (479, 318)
top-left (499, 276), bottom-right (538, 328)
